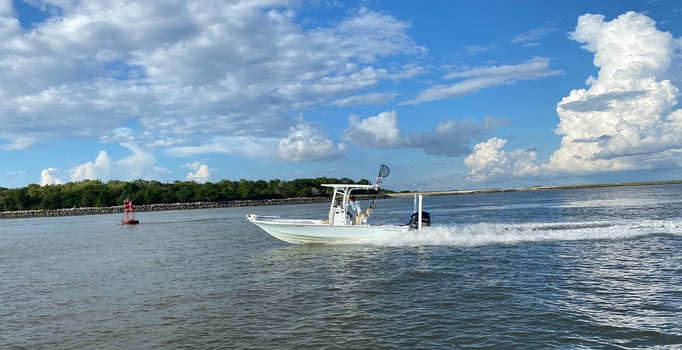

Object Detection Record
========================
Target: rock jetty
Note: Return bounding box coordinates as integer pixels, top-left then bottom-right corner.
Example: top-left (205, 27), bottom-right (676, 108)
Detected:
top-left (0, 197), bottom-right (329, 219)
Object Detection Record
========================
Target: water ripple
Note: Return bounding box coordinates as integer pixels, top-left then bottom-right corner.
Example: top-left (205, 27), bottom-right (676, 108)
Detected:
top-left (2, 187), bottom-right (682, 348)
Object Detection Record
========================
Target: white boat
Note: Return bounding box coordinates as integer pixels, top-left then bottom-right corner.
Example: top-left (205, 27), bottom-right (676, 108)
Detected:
top-left (246, 165), bottom-right (429, 244)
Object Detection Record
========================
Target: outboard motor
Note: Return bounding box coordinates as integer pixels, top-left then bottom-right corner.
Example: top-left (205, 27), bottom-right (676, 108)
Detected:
top-left (421, 212), bottom-right (430, 227)
top-left (408, 211), bottom-right (430, 229)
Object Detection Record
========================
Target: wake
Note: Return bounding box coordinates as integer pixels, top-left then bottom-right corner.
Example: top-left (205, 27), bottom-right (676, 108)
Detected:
top-left (367, 219), bottom-right (682, 247)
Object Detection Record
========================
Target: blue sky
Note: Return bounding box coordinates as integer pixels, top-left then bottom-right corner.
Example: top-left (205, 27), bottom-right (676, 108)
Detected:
top-left (1, 0), bottom-right (681, 191)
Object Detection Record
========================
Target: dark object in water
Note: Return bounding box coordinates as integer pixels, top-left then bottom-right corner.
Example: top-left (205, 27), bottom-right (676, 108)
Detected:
top-left (408, 211), bottom-right (430, 228)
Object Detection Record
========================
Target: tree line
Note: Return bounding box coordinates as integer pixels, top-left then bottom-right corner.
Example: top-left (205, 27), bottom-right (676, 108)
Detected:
top-left (0, 177), bottom-right (377, 212)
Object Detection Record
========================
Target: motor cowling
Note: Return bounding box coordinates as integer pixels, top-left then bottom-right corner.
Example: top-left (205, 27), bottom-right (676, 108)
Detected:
top-left (408, 211), bottom-right (430, 228)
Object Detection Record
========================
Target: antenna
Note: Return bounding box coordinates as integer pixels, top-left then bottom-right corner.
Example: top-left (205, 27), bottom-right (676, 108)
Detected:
top-left (375, 164), bottom-right (390, 187)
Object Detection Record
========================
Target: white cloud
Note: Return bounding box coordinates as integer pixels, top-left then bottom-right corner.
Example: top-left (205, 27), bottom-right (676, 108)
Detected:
top-left (343, 110), bottom-right (411, 148)
top-left (278, 123), bottom-right (345, 161)
top-left (40, 168), bottom-right (64, 186)
top-left (0, 1), bottom-right (13, 16)
top-left (464, 138), bottom-right (538, 182)
top-left (185, 162), bottom-right (211, 183)
top-left (547, 11), bottom-right (682, 173)
top-left (112, 142), bottom-right (169, 180)
top-left (71, 150), bottom-right (112, 182)
top-left (0, 1), bottom-right (422, 154)
top-left (402, 57), bottom-right (562, 105)
top-left (465, 11), bottom-right (682, 182)
top-left (464, 138), bottom-right (507, 181)
top-left (42, 142), bottom-right (169, 184)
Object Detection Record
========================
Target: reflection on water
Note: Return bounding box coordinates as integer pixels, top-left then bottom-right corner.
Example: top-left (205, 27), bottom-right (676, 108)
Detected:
top-left (556, 237), bottom-right (682, 347)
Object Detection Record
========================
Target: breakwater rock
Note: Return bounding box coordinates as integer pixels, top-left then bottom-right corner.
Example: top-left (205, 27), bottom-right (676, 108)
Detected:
top-left (0, 197), bottom-right (330, 219)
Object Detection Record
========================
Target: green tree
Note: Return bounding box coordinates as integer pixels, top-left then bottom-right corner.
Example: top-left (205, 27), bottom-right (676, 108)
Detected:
top-left (0, 176), bottom-right (373, 212)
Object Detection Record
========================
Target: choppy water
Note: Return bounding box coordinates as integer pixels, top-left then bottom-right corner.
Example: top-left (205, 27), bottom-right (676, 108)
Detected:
top-left (1, 184), bottom-right (682, 349)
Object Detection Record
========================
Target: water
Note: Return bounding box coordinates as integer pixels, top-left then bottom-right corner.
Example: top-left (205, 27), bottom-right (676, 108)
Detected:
top-left (1, 184), bottom-right (682, 349)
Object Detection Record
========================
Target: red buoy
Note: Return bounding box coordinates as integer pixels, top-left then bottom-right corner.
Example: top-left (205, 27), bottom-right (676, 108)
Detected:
top-left (121, 199), bottom-right (139, 225)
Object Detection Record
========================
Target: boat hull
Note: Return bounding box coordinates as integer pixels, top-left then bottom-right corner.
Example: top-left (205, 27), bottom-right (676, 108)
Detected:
top-left (246, 215), bottom-right (411, 244)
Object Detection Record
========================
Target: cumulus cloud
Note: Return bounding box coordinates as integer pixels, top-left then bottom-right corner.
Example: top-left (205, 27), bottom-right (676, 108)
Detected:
top-left (548, 11), bottom-right (682, 173)
top-left (40, 168), bottom-right (64, 186)
top-left (71, 150), bottom-right (112, 182)
top-left (343, 111), bottom-right (411, 148)
top-left (465, 11), bottom-right (682, 182)
top-left (278, 123), bottom-right (345, 161)
top-left (41, 142), bottom-right (169, 185)
top-left (112, 142), bottom-right (169, 180)
top-left (0, 2), bottom-right (423, 152)
top-left (464, 138), bottom-right (538, 181)
top-left (402, 57), bottom-right (562, 105)
top-left (185, 162), bottom-right (211, 183)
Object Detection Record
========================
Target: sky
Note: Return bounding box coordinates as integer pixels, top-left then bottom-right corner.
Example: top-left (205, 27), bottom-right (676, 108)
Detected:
top-left (1, 0), bottom-right (682, 192)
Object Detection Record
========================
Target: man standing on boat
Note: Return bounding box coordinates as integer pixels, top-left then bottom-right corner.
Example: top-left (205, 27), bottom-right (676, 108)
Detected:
top-left (347, 196), bottom-right (362, 224)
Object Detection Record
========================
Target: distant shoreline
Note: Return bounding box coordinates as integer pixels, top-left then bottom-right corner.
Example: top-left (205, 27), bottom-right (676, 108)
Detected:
top-left (0, 197), bottom-right (329, 220)
top-left (386, 179), bottom-right (682, 197)
top-left (2, 180), bottom-right (680, 219)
